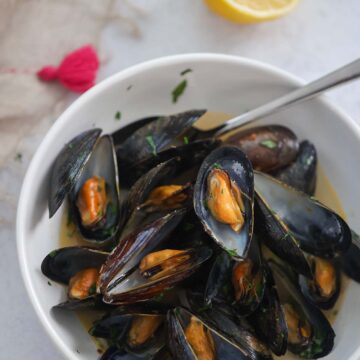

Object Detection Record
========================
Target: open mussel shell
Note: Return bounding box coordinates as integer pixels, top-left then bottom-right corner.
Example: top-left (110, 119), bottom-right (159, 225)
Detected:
top-left (167, 307), bottom-right (261, 360)
top-left (272, 140), bottom-right (317, 196)
top-left (116, 110), bottom-right (206, 166)
top-left (126, 139), bottom-right (221, 185)
top-left (103, 247), bottom-right (212, 305)
top-left (91, 305), bottom-right (167, 358)
top-left (255, 171), bottom-right (351, 260)
top-left (224, 125), bottom-right (299, 172)
top-left (299, 257), bottom-right (340, 310)
top-left (99, 209), bottom-right (187, 293)
top-left (49, 129), bottom-right (102, 217)
top-left (41, 246), bottom-right (108, 284)
top-left (340, 230), bottom-right (360, 282)
top-left (269, 261), bottom-right (335, 359)
top-left (70, 135), bottom-right (121, 245)
top-left (194, 146), bottom-right (254, 259)
top-left (181, 292), bottom-right (273, 360)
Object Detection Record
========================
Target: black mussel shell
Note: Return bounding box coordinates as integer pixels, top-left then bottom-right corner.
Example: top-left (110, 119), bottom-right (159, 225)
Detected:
top-left (103, 247), bottom-right (212, 305)
top-left (153, 347), bottom-right (173, 360)
top-left (91, 306), bottom-right (166, 358)
top-left (224, 125), bottom-right (299, 172)
top-left (232, 236), bottom-right (265, 316)
top-left (272, 140), bottom-right (317, 196)
top-left (49, 129), bottom-right (101, 217)
top-left (116, 110), bottom-right (206, 166)
top-left (194, 146), bottom-right (254, 259)
top-left (167, 307), bottom-right (258, 360)
top-left (41, 246), bottom-right (108, 284)
top-left (340, 230), bottom-right (360, 282)
top-left (126, 139), bottom-right (221, 185)
top-left (71, 135), bottom-right (121, 245)
top-left (204, 251), bottom-right (233, 306)
top-left (299, 257), bottom-right (340, 310)
top-left (255, 191), bottom-right (312, 278)
top-left (112, 116), bottom-right (159, 147)
top-left (99, 209), bottom-right (187, 293)
top-left (269, 261), bottom-right (335, 359)
top-left (249, 265), bottom-right (287, 356)
top-left (53, 295), bottom-right (110, 311)
top-left (255, 172), bottom-right (351, 260)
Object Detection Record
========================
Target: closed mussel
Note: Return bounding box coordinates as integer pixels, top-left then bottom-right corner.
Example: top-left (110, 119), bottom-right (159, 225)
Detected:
top-left (224, 125), bottom-right (299, 172)
top-left (194, 146), bottom-right (254, 259)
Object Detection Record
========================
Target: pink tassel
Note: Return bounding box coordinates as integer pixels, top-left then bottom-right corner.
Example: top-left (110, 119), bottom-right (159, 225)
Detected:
top-left (37, 45), bottom-right (100, 93)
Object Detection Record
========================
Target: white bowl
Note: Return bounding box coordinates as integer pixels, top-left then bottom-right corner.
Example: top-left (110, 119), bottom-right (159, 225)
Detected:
top-left (17, 54), bottom-right (360, 360)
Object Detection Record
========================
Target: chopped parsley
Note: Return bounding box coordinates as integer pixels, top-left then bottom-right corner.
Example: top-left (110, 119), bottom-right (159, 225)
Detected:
top-left (213, 162), bottom-right (222, 169)
top-left (260, 139), bottom-right (278, 149)
top-left (172, 79), bottom-right (187, 103)
top-left (146, 135), bottom-right (157, 155)
top-left (47, 281), bottom-right (52, 286)
top-left (88, 283), bottom-right (97, 296)
top-left (115, 111), bottom-right (121, 120)
top-left (49, 250), bottom-right (58, 258)
top-left (183, 136), bottom-right (189, 145)
top-left (226, 248), bottom-right (238, 257)
top-left (180, 68), bottom-right (193, 76)
top-left (14, 152), bottom-right (22, 162)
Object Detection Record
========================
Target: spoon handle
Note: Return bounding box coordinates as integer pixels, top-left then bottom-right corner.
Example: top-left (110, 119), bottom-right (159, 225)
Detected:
top-left (216, 58), bottom-right (360, 136)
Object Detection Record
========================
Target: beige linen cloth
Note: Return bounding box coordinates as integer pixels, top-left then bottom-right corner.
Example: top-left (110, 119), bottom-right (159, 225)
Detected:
top-left (0, 0), bottom-right (140, 224)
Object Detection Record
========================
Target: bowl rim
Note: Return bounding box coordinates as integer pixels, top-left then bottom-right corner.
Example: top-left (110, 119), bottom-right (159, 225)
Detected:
top-left (16, 53), bottom-right (360, 360)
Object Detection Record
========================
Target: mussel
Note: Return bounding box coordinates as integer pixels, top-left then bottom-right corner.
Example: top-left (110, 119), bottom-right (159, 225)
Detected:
top-left (254, 172), bottom-right (351, 276)
top-left (194, 146), bottom-right (254, 259)
top-left (49, 130), bottom-right (121, 246)
top-left (41, 246), bottom-right (108, 308)
top-left (267, 261), bottom-right (334, 359)
top-left (299, 257), bottom-right (340, 310)
top-left (224, 125), bottom-right (299, 172)
top-left (272, 140), bottom-right (317, 196)
top-left (168, 307), bottom-right (266, 360)
top-left (340, 230), bottom-right (360, 283)
top-left (90, 305), bottom-right (166, 358)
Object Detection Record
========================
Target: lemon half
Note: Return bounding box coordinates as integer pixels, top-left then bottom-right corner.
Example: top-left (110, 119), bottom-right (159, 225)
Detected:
top-left (205, 0), bottom-right (299, 24)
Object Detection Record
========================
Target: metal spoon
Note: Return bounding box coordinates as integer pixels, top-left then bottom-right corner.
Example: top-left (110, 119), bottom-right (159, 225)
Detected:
top-left (189, 58), bottom-right (360, 139)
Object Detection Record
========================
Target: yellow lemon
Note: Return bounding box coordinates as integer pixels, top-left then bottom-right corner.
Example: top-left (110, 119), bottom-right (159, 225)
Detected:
top-left (204, 0), bottom-right (299, 24)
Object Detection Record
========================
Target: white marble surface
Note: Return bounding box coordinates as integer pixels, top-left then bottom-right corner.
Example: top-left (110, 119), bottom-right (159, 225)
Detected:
top-left (2, 0), bottom-right (360, 359)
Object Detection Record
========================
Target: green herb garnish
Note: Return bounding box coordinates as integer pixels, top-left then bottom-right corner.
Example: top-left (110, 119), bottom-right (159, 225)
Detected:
top-left (152, 291), bottom-right (165, 302)
top-left (172, 79), bottom-right (187, 103)
top-left (213, 162), bottom-right (222, 169)
top-left (115, 111), bottom-right (121, 120)
top-left (14, 152), bottom-right (22, 162)
top-left (183, 136), bottom-right (189, 144)
top-left (226, 248), bottom-right (238, 257)
top-left (180, 68), bottom-right (192, 76)
top-left (260, 139), bottom-right (278, 149)
top-left (146, 135), bottom-right (157, 155)
top-left (88, 283), bottom-right (97, 296)
top-left (49, 250), bottom-right (58, 258)
top-left (47, 281), bottom-right (52, 286)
